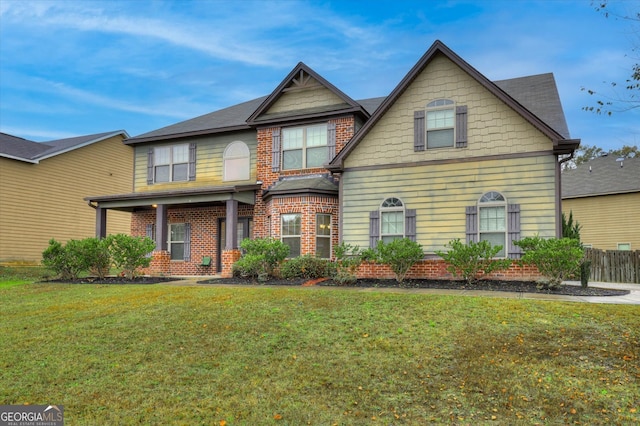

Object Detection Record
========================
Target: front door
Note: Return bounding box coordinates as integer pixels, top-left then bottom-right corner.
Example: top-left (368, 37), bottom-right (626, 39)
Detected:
top-left (217, 218), bottom-right (253, 272)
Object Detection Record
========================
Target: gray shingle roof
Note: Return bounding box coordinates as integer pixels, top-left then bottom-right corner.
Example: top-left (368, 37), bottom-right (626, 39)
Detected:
top-left (263, 174), bottom-right (338, 197)
top-left (562, 155), bottom-right (640, 198)
top-left (0, 130), bottom-right (129, 163)
top-left (494, 73), bottom-right (570, 139)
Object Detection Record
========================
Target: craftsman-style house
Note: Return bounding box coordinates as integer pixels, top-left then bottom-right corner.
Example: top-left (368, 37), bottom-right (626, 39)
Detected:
top-left (86, 41), bottom-right (579, 277)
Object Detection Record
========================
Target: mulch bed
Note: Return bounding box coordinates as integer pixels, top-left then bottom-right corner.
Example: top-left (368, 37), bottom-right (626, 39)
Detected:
top-left (42, 276), bottom-right (180, 285)
top-left (199, 277), bottom-right (630, 297)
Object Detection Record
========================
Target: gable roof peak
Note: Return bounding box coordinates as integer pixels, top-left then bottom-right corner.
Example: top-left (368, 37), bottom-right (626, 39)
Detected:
top-left (246, 61), bottom-right (367, 125)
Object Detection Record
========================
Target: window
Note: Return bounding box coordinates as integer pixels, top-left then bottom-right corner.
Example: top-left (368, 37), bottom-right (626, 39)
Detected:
top-left (426, 99), bottom-right (455, 149)
top-left (155, 144), bottom-right (189, 182)
top-left (617, 243), bottom-right (631, 251)
top-left (223, 141), bottom-right (250, 181)
top-left (316, 214), bottom-right (331, 258)
top-left (282, 124), bottom-right (328, 170)
top-left (478, 191), bottom-right (507, 257)
top-left (281, 213), bottom-right (301, 257)
top-left (169, 223), bottom-right (186, 260)
top-left (380, 197), bottom-right (405, 243)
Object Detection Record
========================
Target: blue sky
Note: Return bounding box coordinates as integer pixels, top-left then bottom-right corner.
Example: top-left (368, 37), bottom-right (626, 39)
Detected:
top-left (1, 0), bottom-right (638, 151)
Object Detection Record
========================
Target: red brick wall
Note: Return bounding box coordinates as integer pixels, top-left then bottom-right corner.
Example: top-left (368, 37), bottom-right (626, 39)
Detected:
top-left (357, 259), bottom-right (541, 281)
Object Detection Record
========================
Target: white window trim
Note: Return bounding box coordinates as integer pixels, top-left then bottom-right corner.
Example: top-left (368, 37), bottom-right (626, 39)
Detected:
top-left (281, 213), bottom-right (302, 258)
top-left (380, 197), bottom-right (405, 242)
top-left (426, 99), bottom-right (455, 149)
top-left (223, 141), bottom-right (250, 181)
top-left (168, 223), bottom-right (186, 261)
top-left (478, 191), bottom-right (507, 258)
top-left (282, 123), bottom-right (328, 170)
top-left (155, 144), bottom-right (189, 183)
top-left (316, 213), bottom-right (332, 259)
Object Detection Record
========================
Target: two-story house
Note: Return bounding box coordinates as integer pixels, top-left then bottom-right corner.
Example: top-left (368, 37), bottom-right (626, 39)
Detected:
top-left (86, 41), bottom-right (579, 278)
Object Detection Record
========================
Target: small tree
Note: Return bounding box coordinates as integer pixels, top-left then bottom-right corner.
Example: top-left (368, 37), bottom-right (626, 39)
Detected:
top-left (375, 238), bottom-right (424, 283)
top-left (515, 236), bottom-right (584, 290)
top-left (562, 211), bottom-right (582, 241)
top-left (436, 239), bottom-right (512, 285)
top-left (332, 242), bottom-right (365, 285)
top-left (107, 234), bottom-right (155, 279)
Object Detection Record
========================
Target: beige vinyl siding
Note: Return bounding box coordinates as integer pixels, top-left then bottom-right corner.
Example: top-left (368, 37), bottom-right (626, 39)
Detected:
top-left (344, 53), bottom-right (554, 169)
top-left (341, 155), bottom-right (557, 252)
top-left (267, 81), bottom-right (345, 114)
top-left (134, 130), bottom-right (257, 192)
top-left (0, 136), bottom-right (132, 265)
top-left (562, 193), bottom-right (640, 250)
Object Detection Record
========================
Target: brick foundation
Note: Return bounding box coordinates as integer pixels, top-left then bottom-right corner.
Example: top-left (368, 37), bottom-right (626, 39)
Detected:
top-left (357, 259), bottom-right (541, 281)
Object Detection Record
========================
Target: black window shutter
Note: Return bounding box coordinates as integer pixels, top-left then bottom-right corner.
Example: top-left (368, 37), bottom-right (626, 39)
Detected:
top-left (369, 211), bottom-right (380, 248)
top-left (188, 143), bottom-right (197, 181)
top-left (507, 204), bottom-right (521, 259)
top-left (184, 223), bottom-right (191, 262)
top-left (465, 205), bottom-right (478, 244)
top-left (272, 129), bottom-right (281, 172)
top-left (414, 110), bottom-right (425, 151)
top-left (456, 105), bottom-right (468, 148)
top-left (327, 122), bottom-right (337, 160)
top-left (405, 209), bottom-right (417, 241)
top-left (147, 148), bottom-right (154, 185)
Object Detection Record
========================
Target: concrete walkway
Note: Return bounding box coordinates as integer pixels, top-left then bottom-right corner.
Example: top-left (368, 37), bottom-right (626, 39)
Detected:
top-left (166, 276), bottom-right (640, 305)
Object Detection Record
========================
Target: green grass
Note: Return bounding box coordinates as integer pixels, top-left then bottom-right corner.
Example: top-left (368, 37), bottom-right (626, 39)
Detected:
top-left (1, 281), bottom-right (638, 425)
top-left (0, 265), bottom-right (51, 288)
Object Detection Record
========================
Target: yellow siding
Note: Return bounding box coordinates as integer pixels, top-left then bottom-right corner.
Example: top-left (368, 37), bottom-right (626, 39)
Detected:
top-left (342, 155), bottom-right (557, 252)
top-left (134, 131), bottom-right (257, 192)
top-left (562, 193), bottom-right (640, 250)
top-left (344, 53), bottom-right (554, 168)
top-left (267, 83), bottom-right (345, 114)
top-left (0, 135), bottom-right (133, 265)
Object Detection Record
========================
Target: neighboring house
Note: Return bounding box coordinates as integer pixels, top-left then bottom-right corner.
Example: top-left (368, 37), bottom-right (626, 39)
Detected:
top-left (0, 131), bottom-right (133, 265)
top-left (86, 41), bottom-right (579, 278)
top-left (562, 155), bottom-right (640, 250)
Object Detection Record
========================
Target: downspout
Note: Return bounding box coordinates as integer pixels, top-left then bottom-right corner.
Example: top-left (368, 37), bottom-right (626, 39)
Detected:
top-left (556, 152), bottom-right (575, 238)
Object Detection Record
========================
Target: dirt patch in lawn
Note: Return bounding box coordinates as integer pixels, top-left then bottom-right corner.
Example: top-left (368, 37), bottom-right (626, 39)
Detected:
top-left (198, 277), bottom-right (629, 297)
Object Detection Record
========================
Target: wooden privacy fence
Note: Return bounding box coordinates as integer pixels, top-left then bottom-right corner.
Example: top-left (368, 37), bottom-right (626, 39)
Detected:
top-left (584, 248), bottom-right (640, 284)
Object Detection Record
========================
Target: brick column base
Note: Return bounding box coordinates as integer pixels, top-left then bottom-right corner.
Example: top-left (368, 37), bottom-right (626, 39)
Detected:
top-left (221, 249), bottom-right (241, 278)
top-left (144, 250), bottom-right (170, 276)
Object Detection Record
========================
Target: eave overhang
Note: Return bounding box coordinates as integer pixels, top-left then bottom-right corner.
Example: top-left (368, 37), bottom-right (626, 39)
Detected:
top-left (553, 138), bottom-right (581, 156)
top-left (123, 125), bottom-right (252, 145)
top-left (85, 184), bottom-right (262, 211)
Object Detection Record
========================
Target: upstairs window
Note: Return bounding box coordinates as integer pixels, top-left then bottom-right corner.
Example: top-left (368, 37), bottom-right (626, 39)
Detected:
top-left (282, 124), bottom-right (328, 170)
top-left (147, 143), bottom-right (196, 184)
top-left (223, 141), bottom-right (250, 181)
top-left (426, 99), bottom-right (455, 149)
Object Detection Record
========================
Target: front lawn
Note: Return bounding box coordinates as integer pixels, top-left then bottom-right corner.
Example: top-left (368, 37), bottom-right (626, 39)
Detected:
top-left (1, 283), bottom-right (638, 425)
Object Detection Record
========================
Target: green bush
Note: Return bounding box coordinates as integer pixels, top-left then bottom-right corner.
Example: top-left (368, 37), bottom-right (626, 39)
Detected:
top-left (435, 239), bottom-right (512, 285)
top-left (106, 234), bottom-right (155, 279)
top-left (41, 238), bottom-right (86, 280)
top-left (515, 236), bottom-right (584, 290)
top-left (332, 242), bottom-right (368, 285)
top-left (375, 238), bottom-right (424, 283)
top-left (81, 237), bottom-right (112, 279)
top-left (233, 238), bottom-right (289, 280)
top-left (280, 255), bottom-right (335, 280)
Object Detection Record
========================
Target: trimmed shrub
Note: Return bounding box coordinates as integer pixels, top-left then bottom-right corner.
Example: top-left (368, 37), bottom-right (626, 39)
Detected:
top-left (333, 242), bottom-right (369, 285)
top-left (106, 234), bottom-right (155, 279)
top-left (280, 255), bottom-right (335, 280)
top-left (375, 238), bottom-right (424, 283)
top-left (233, 237), bottom-right (289, 280)
top-left (81, 237), bottom-right (112, 279)
top-left (41, 238), bottom-right (86, 280)
top-left (436, 239), bottom-right (512, 285)
top-left (515, 236), bottom-right (584, 290)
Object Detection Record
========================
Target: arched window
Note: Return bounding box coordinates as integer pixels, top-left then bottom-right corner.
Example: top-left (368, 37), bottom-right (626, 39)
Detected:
top-left (380, 197), bottom-right (405, 243)
top-left (223, 141), bottom-right (250, 181)
top-left (478, 191), bottom-right (507, 257)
